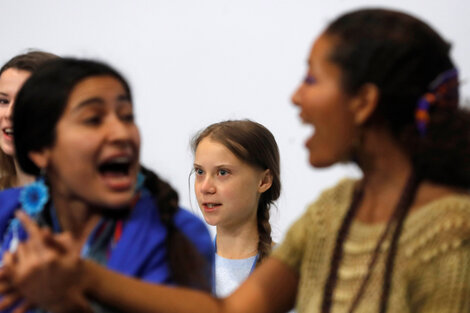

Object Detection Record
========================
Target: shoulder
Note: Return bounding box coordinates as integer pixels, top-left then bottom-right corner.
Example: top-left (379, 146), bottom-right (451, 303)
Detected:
top-left (0, 187), bottom-right (22, 229)
top-left (402, 194), bottom-right (470, 265)
top-left (301, 177), bottom-right (357, 225)
top-left (174, 208), bottom-right (213, 249)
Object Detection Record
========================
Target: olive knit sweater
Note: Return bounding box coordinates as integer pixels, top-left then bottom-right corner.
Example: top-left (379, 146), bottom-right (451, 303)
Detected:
top-left (272, 179), bottom-right (470, 313)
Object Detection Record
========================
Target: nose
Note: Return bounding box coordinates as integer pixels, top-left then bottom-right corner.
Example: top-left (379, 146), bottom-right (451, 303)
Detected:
top-left (291, 84), bottom-right (303, 107)
top-left (107, 114), bottom-right (137, 145)
top-left (199, 176), bottom-right (216, 195)
top-left (5, 101), bottom-right (14, 120)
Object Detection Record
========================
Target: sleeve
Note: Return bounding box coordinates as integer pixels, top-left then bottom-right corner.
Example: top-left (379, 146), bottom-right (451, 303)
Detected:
top-left (271, 209), bottom-right (311, 273)
top-left (410, 237), bottom-right (470, 312)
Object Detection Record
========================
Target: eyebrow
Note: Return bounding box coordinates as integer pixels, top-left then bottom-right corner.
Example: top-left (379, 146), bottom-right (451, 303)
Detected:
top-left (0, 92), bottom-right (9, 97)
top-left (73, 94), bottom-right (131, 111)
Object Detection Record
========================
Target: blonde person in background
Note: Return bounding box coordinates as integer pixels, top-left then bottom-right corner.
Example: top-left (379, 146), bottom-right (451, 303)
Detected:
top-left (0, 51), bottom-right (58, 189)
top-left (191, 120), bottom-right (280, 297)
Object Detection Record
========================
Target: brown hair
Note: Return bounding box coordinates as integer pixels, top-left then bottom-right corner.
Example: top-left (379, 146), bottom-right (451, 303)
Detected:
top-left (0, 50), bottom-right (59, 189)
top-left (320, 8), bottom-right (470, 312)
top-left (192, 119), bottom-right (281, 265)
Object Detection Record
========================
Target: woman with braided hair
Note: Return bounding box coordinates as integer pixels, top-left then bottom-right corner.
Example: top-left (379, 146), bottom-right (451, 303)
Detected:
top-left (1, 7), bottom-right (470, 313)
top-left (191, 120), bottom-right (280, 297)
top-left (0, 58), bottom-right (213, 312)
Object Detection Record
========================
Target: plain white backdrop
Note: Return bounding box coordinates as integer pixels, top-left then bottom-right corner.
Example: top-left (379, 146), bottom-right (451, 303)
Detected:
top-left (1, 0), bottom-right (469, 240)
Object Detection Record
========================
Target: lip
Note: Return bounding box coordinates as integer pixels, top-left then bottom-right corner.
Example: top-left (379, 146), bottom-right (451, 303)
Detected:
top-left (2, 127), bottom-right (13, 141)
top-left (98, 151), bottom-right (138, 192)
top-left (201, 202), bottom-right (222, 213)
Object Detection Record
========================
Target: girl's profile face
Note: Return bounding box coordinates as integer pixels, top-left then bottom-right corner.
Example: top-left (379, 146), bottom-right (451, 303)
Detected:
top-left (0, 68), bottom-right (31, 156)
top-left (291, 34), bottom-right (361, 168)
top-left (31, 75), bottom-right (141, 209)
top-left (193, 137), bottom-right (271, 229)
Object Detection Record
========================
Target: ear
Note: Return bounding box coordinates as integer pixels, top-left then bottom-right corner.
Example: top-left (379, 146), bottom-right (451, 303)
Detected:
top-left (28, 149), bottom-right (51, 170)
top-left (349, 83), bottom-right (379, 126)
top-left (258, 169), bottom-right (273, 194)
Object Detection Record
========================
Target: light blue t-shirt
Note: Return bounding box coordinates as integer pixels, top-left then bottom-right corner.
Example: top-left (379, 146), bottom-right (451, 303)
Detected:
top-left (215, 254), bottom-right (257, 297)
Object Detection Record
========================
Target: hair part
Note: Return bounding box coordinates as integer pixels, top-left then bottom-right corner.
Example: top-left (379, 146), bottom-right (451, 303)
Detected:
top-left (192, 119), bottom-right (281, 265)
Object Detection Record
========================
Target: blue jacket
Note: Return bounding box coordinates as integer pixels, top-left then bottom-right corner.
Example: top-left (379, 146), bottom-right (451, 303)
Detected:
top-left (0, 187), bottom-right (214, 311)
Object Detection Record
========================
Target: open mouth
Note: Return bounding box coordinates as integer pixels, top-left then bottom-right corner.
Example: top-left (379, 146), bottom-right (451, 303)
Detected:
top-left (203, 202), bottom-right (221, 211)
top-left (99, 156), bottom-right (132, 176)
top-left (2, 128), bottom-right (13, 138)
top-left (98, 155), bottom-right (135, 190)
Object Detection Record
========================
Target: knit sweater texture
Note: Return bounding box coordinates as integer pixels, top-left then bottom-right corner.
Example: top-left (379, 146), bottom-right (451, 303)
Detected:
top-left (272, 178), bottom-right (470, 313)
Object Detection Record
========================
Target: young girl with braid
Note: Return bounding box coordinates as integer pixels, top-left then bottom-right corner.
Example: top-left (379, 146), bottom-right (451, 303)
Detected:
top-left (191, 120), bottom-right (280, 297)
top-left (0, 58), bottom-right (213, 312)
top-left (1, 7), bottom-right (470, 313)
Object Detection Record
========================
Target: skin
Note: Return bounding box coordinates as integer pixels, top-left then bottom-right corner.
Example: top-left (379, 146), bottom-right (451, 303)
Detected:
top-left (0, 34), bottom-right (465, 313)
top-left (0, 68), bottom-right (35, 187)
top-left (29, 75), bottom-right (141, 234)
top-left (0, 68), bottom-right (31, 156)
top-left (194, 137), bottom-right (272, 258)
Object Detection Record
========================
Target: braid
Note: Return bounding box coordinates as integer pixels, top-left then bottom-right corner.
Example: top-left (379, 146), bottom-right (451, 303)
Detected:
top-left (322, 172), bottom-right (419, 313)
top-left (379, 173), bottom-right (420, 313)
top-left (256, 198), bottom-right (273, 266)
top-left (140, 166), bottom-right (211, 291)
top-left (321, 184), bottom-right (365, 313)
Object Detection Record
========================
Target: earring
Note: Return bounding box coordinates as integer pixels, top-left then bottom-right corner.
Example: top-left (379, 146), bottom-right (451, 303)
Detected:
top-left (19, 173), bottom-right (49, 216)
top-left (135, 171), bottom-right (146, 192)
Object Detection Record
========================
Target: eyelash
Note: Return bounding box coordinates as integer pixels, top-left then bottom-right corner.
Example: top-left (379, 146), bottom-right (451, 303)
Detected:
top-left (304, 75), bottom-right (317, 85)
top-left (0, 98), bottom-right (10, 105)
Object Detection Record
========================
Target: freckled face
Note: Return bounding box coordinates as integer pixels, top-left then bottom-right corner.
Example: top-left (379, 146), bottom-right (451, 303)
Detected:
top-left (291, 35), bottom-right (359, 168)
top-left (38, 75), bottom-right (141, 209)
top-left (193, 137), bottom-right (267, 229)
top-left (0, 68), bottom-right (31, 156)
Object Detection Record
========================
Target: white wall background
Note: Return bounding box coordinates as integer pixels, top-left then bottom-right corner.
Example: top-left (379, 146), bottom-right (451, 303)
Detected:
top-left (1, 0), bottom-right (469, 240)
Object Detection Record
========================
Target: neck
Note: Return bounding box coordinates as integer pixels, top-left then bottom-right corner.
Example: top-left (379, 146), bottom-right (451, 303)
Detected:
top-left (356, 128), bottom-right (414, 224)
top-left (51, 192), bottom-right (102, 248)
top-left (216, 221), bottom-right (259, 259)
top-left (13, 159), bottom-right (35, 187)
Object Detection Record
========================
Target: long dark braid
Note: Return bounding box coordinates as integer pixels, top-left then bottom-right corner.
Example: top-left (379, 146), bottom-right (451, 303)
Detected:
top-left (256, 197), bottom-right (273, 266)
top-left (321, 172), bottom-right (420, 313)
top-left (140, 166), bottom-right (211, 291)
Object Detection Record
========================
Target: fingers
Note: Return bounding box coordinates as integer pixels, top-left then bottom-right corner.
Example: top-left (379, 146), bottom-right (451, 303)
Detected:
top-left (15, 211), bottom-right (41, 239)
top-left (12, 300), bottom-right (33, 313)
top-left (0, 293), bottom-right (21, 311)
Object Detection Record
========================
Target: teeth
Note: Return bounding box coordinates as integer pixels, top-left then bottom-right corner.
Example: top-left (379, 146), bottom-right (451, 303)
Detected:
top-left (3, 128), bottom-right (13, 135)
top-left (207, 204), bottom-right (215, 208)
top-left (109, 156), bottom-right (130, 163)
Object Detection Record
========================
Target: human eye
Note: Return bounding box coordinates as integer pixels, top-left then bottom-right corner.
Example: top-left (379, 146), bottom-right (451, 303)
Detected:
top-left (194, 167), bottom-right (204, 176)
top-left (0, 98), bottom-right (9, 106)
top-left (121, 112), bottom-right (135, 123)
top-left (118, 105), bottom-right (135, 123)
top-left (218, 169), bottom-right (230, 176)
top-left (83, 114), bottom-right (102, 126)
top-left (304, 74), bottom-right (317, 85)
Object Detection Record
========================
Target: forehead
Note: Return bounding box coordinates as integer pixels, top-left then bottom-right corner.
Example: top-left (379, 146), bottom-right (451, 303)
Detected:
top-left (67, 75), bottom-right (127, 106)
top-left (195, 137), bottom-right (241, 163)
top-left (308, 34), bottom-right (336, 67)
top-left (0, 68), bottom-right (31, 92)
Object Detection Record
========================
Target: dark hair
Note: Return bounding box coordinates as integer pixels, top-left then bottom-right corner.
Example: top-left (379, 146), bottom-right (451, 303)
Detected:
top-left (0, 50), bottom-right (59, 189)
top-left (323, 8), bottom-right (470, 189)
top-left (192, 119), bottom-right (281, 265)
top-left (13, 58), bottom-right (210, 290)
top-left (320, 8), bottom-right (470, 313)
